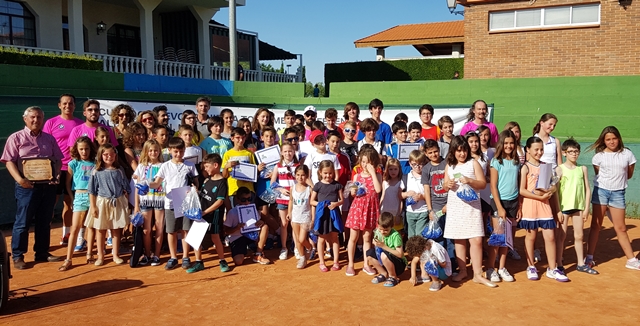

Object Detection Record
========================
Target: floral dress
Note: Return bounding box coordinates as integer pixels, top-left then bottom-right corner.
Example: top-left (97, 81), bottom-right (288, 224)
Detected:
top-left (345, 172), bottom-right (379, 230)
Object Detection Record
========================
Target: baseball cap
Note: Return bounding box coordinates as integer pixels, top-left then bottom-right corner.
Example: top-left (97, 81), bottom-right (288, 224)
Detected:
top-left (309, 130), bottom-right (325, 144)
top-left (304, 105), bottom-right (316, 116)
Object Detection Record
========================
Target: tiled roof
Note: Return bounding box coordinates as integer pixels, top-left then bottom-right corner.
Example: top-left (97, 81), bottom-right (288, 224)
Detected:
top-left (355, 21), bottom-right (464, 48)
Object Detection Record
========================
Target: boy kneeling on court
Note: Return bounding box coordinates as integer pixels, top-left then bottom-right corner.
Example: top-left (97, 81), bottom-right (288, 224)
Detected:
top-left (223, 187), bottom-right (272, 266)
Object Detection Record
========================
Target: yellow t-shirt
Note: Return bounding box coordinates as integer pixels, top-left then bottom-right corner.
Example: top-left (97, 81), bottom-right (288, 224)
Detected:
top-left (221, 148), bottom-right (256, 196)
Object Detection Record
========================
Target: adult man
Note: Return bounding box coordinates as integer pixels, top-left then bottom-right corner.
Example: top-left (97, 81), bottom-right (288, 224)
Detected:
top-left (303, 105), bottom-right (317, 141)
top-left (153, 105), bottom-right (175, 135)
top-left (67, 99), bottom-right (118, 148)
top-left (43, 94), bottom-right (83, 245)
top-left (1, 107), bottom-right (64, 269)
top-left (357, 98), bottom-right (393, 145)
top-left (195, 96), bottom-right (211, 137)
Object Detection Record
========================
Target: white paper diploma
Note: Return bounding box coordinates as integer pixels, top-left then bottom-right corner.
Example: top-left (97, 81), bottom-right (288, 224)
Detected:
top-left (298, 140), bottom-right (315, 156)
top-left (255, 146), bottom-right (281, 166)
top-left (397, 143), bottom-right (421, 161)
top-left (168, 186), bottom-right (191, 218)
top-left (536, 163), bottom-right (552, 190)
top-left (237, 204), bottom-right (261, 233)
top-left (185, 219), bottom-right (210, 249)
top-left (231, 162), bottom-right (258, 182)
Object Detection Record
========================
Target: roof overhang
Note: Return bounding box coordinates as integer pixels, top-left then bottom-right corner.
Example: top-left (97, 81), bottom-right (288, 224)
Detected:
top-left (355, 36), bottom-right (464, 49)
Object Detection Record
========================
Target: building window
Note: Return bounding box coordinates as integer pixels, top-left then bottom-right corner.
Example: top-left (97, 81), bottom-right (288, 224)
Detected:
top-left (107, 24), bottom-right (141, 57)
top-left (489, 4), bottom-right (600, 31)
top-left (0, 0), bottom-right (36, 46)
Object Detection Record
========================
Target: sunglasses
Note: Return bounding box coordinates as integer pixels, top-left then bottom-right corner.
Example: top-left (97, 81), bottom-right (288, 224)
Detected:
top-left (142, 117), bottom-right (155, 123)
top-left (285, 137), bottom-right (298, 143)
top-left (344, 128), bottom-right (356, 134)
top-left (86, 108), bottom-right (100, 112)
top-left (118, 113), bottom-right (128, 118)
top-left (237, 197), bottom-right (252, 203)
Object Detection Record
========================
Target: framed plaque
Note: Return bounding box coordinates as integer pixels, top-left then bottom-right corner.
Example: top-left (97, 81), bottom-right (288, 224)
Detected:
top-left (22, 158), bottom-right (55, 183)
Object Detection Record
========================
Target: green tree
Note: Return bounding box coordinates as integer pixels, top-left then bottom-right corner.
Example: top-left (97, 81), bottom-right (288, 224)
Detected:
top-left (305, 82), bottom-right (325, 97)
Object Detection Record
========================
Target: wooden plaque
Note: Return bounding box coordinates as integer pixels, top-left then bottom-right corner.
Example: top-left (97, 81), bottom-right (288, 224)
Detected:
top-left (22, 158), bottom-right (54, 183)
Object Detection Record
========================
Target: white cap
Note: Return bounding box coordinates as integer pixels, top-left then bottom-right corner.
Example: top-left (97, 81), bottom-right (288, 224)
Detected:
top-left (303, 105), bottom-right (316, 114)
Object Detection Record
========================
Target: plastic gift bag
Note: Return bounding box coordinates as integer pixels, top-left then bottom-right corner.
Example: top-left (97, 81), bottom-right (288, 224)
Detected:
top-left (242, 230), bottom-right (259, 241)
top-left (405, 196), bottom-right (417, 206)
top-left (182, 186), bottom-right (203, 221)
top-left (344, 181), bottom-right (367, 198)
top-left (135, 179), bottom-right (149, 196)
top-left (456, 183), bottom-right (479, 202)
top-left (260, 164), bottom-right (275, 179)
top-left (259, 182), bottom-right (282, 204)
top-left (130, 211), bottom-right (144, 227)
top-left (424, 258), bottom-right (439, 277)
top-left (487, 214), bottom-right (507, 247)
top-left (421, 216), bottom-right (443, 240)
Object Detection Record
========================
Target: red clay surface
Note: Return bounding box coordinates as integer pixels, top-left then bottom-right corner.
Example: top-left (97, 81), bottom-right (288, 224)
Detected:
top-left (2, 218), bottom-right (640, 325)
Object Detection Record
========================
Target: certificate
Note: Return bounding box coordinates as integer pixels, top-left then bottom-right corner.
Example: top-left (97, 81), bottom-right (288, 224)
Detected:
top-left (22, 158), bottom-right (55, 183)
top-left (505, 218), bottom-right (514, 250)
top-left (298, 140), bottom-right (315, 156)
top-left (231, 162), bottom-right (258, 182)
top-left (237, 204), bottom-right (261, 233)
top-left (255, 146), bottom-right (281, 166)
top-left (397, 143), bottom-right (420, 161)
top-left (184, 155), bottom-right (199, 165)
top-left (536, 163), bottom-right (552, 190)
top-left (167, 186), bottom-right (191, 218)
top-left (185, 219), bottom-right (210, 249)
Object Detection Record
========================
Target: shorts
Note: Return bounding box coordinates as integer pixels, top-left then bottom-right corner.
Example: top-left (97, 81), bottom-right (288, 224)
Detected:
top-left (255, 196), bottom-right (268, 208)
top-left (562, 209), bottom-right (581, 215)
top-left (592, 187), bottom-right (626, 209)
top-left (56, 171), bottom-right (69, 195)
top-left (165, 209), bottom-right (192, 233)
top-left (203, 210), bottom-right (224, 235)
top-left (276, 204), bottom-right (288, 210)
top-left (481, 199), bottom-right (493, 214)
top-left (230, 236), bottom-right (254, 257)
top-left (72, 192), bottom-right (90, 212)
top-left (366, 248), bottom-right (406, 277)
top-left (490, 198), bottom-right (519, 219)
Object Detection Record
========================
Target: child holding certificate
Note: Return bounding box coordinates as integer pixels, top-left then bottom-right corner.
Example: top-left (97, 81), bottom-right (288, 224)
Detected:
top-left (222, 127), bottom-right (257, 199)
top-left (224, 187), bottom-right (272, 266)
top-left (271, 143), bottom-right (299, 260)
top-left (385, 121), bottom-right (411, 175)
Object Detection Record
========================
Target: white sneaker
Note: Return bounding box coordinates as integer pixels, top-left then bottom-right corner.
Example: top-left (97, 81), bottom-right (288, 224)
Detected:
top-left (279, 249), bottom-right (288, 260)
top-left (487, 268), bottom-right (500, 282)
top-left (625, 258), bottom-right (640, 270)
top-left (324, 250), bottom-right (332, 259)
top-left (546, 268), bottom-right (569, 282)
top-left (526, 266), bottom-right (539, 280)
top-left (498, 268), bottom-right (515, 282)
top-left (534, 249), bottom-right (542, 263)
top-left (296, 255), bottom-right (307, 269)
top-left (294, 247), bottom-right (301, 259)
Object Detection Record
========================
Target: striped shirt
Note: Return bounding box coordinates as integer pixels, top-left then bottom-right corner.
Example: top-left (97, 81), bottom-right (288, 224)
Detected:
top-left (275, 161), bottom-right (298, 205)
top-left (592, 148), bottom-right (636, 190)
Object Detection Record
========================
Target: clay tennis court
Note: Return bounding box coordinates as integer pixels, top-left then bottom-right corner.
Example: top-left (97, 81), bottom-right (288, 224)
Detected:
top-left (2, 218), bottom-right (640, 325)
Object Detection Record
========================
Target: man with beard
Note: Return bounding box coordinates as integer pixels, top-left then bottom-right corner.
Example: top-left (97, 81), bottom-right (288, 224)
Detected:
top-left (2, 106), bottom-right (64, 269)
top-left (43, 94), bottom-right (83, 246)
top-left (67, 99), bottom-right (118, 146)
top-left (153, 105), bottom-right (175, 135)
top-left (303, 105), bottom-right (317, 141)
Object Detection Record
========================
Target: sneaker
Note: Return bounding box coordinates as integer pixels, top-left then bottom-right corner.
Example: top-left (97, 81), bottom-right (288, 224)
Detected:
top-left (181, 257), bottom-right (191, 269)
top-left (533, 249), bottom-right (541, 263)
top-left (345, 266), bottom-right (355, 276)
top-left (487, 268), bottom-right (500, 283)
top-left (498, 268), bottom-right (515, 282)
top-left (294, 247), bottom-right (301, 259)
top-left (362, 265), bottom-right (376, 276)
top-left (219, 260), bottom-right (230, 272)
top-left (60, 233), bottom-right (69, 245)
top-left (429, 281), bottom-right (442, 292)
top-left (73, 239), bottom-right (87, 252)
top-left (279, 249), bottom-right (288, 260)
top-left (150, 255), bottom-right (161, 266)
top-left (526, 266), bottom-right (539, 280)
top-left (252, 253), bottom-right (272, 265)
top-left (324, 250), bottom-right (332, 259)
top-left (296, 255), bottom-right (307, 269)
top-left (106, 237), bottom-right (113, 247)
top-left (139, 255), bottom-right (150, 266)
top-left (186, 261), bottom-right (205, 273)
top-left (625, 257), bottom-right (640, 270)
top-left (508, 248), bottom-right (521, 260)
top-left (546, 268), bottom-right (569, 282)
top-left (164, 258), bottom-right (179, 270)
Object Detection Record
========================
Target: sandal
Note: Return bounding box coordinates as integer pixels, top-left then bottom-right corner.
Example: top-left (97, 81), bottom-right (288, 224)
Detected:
top-left (383, 277), bottom-right (399, 287)
top-left (319, 264), bottom-right (329, 272)
top-left (86, 255), bottom-right (96, 265)
top-left (331, 262), bottom-right (341, 271)
top-left (94, 258), bottom-right (104, 266)
top-left (58, 259), bottom-right (72, 272)
top-left (371, 274), bottom-right (387, 284)
top-left (577, 264), bottom-right (599, 275)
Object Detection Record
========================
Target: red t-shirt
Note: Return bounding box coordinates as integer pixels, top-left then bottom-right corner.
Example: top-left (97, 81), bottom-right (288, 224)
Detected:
top-left (335, 152), bottom-right (352, 187)
top-left (421, 125), bottom-right (441, 141)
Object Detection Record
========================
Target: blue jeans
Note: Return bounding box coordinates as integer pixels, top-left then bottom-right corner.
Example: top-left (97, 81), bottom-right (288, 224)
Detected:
top-left (12, 183), bottom-right (56, 260)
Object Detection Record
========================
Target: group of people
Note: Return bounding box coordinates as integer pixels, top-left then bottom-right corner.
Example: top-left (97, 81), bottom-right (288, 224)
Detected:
top-left (1, 95), bottom-right (636, 291)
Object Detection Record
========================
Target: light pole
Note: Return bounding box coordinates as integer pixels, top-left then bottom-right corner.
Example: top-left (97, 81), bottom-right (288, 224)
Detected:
top-left (446, 0), bottom-right (464, 16)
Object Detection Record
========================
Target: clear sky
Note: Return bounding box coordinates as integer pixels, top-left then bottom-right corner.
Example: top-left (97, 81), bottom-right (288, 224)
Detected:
top-left (215, 0), bottom-right (463, 85)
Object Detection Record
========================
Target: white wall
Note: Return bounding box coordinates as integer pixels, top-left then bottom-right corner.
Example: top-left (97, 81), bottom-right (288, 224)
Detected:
top-left (24, 0), bottom-right (64, 49)
top-left (83, 0), bottom-right (140, 54)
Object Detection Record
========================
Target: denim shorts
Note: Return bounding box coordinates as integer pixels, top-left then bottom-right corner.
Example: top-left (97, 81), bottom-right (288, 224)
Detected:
top-left (592, 187), bottom-right (626, 209)
top-left (72, 192), bottom-right (90, 212)
top-left (276, 204), bottom-right (288, 210)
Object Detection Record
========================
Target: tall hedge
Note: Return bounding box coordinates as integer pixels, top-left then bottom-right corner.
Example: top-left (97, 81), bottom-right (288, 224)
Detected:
top-left (324, 58), bottom-right (464, 95)
top-left (0, 47), bottom-right (102, 71)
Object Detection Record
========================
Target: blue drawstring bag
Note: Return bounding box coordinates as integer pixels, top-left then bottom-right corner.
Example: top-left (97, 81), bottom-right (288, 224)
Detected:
top-left (259, 182), bottom-right (282, 204)
top-left (375, 246), bottom-right (385, 266)
top-left (135, 180), bottom-right (149, 196)
top-left (406, 197), bottom-right (417, 206)
top-left (488, 216), bottom-right (507, 247)
top-left (425, 259), bottom-right (439, 277)
top-left (131, 211), bottom-right (144, 227)
top-left (313, 201), bottom-right (344, 234)
top-left (421, 217), bottom-right (443, 240)
top-left (242, 230), bottom-right (259, 241)
top-left (182, 186), bottom-right (203, 221)
top-left (456, 183), bottom-right (479, 202)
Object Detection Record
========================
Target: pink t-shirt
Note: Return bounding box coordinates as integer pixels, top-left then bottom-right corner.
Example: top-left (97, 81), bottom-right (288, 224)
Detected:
top-left (43, 115), bottom-right (83, 170)
top-left (459, 121), bottom-right (499, 146)
top-left (67, 123), bottom-right (118, 149)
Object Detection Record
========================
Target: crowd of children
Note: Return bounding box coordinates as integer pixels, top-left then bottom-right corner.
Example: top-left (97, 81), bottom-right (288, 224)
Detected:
top-left (54, 98), bottom-right (638, 292)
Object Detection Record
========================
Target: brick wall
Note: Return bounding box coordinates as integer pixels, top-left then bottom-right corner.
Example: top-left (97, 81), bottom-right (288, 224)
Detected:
top-left (464, 0), bottom-right (640, 79)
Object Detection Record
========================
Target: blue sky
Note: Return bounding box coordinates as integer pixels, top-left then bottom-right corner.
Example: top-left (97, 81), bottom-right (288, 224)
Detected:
top-left (215, 0), bottom-right (463, 85)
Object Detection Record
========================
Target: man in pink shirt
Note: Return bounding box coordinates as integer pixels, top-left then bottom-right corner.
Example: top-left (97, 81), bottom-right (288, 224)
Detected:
top-left (1, 106), bottom-right (64, 269)
top-left (43, 94), bottom-right (83, 245)
top-left (67, 99), bottom-right (118, 149)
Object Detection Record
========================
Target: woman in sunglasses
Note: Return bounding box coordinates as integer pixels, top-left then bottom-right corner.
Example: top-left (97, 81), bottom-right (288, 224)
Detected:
top-left (136, 110), bottom-right (158, 139)
top-left (110, 104), bottom-right (136, 140)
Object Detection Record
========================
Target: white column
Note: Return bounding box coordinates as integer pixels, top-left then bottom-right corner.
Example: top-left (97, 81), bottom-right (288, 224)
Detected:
top-left (452, 44), bottom-right (461, 58)
top-left (68, 0), bottom-right (84, 54)
top-left (189, 6), bottom-right (219, 79)
top-left (133, 0), bottom-right (162, 75)
top-left (376, 47), bottom-right (386, 61)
